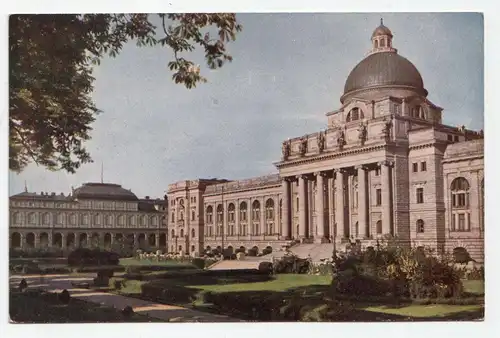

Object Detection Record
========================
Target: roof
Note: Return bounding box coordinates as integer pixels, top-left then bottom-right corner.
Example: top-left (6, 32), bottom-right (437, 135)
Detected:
top-left (444, 139), bottom-right (484, 159)
top-left (343, 51), bottom-right (426, 96)
top-left (72, 183), bottom-right (138, 201)
top-left (372, 23), bottom-right (393, 38)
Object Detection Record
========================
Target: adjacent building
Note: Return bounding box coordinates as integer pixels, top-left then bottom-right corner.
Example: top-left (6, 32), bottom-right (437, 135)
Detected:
top-left (167, 21), bottom-right (485, 262)
top-left (9, 182), bottom-right (168, 251)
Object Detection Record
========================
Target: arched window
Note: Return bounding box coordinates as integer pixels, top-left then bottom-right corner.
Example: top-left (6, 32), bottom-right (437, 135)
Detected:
top-left (374, 40), bottom-right (379, 48)
top-left (191, 210), bottom-right (195, 221)
top-left (346, 107), bottom-right (364, 123)
top-left (70, 214), bottom-right (77, 225)
top-left (171, 229), bottom-right (175, 238)
top-left (451, 177), bottom-right (470, 208)
top-left (118, 215), bottom-right (124, 226)
top-left (43, 213), bottom-right (50, 225)
top-left (376, 220), bottom-right (382, 234)
top-left (265, 199), bottom-right (274, 220)
top-left (191, 229), bottom-right (195, 238)
top-left (180, 229), bottom-right (184, 237)
top-left (416, 219), bottom-right (425, 233)
top-left (28, 212), bottom-right (36, 224)
top-left (216, 204), bottom-right (223, 223)
top-left (129, 215), bottom-right (136, 226)
top-left (206, 206), bottom-right (213, 223)
top-left (228, 203), bottom-right (235, 222)
top-left (239, 202), bottom-right (247, 222)
top-left (380, 38), bottom-right (385, 47)
top-left (94, 214), bottom-right (101, 225)
top-left (13, 212), bottom-right (21, 224)
top-left (252, 200), bottom-right (260, 221)
top-left (83, 214), bottom-right (89, 225)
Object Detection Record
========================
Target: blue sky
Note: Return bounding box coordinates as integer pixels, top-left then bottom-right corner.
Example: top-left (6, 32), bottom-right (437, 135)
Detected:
top-left (8, 13), bottom-right (484, 198)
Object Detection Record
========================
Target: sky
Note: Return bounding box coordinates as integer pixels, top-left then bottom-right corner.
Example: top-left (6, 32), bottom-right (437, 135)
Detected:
top-left (8, 12), bottom-right (484, 198)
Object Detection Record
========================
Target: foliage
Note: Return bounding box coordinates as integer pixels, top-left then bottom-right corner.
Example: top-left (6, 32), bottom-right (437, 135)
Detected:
top-left (67, 248), bottom-right (120, 267)
top-left (466, 266), bottom-right (484, 281)
top-left (9, 14), bottom-right (242, 173)
top-left (58, 289), bottom-right (71, 304)
top-left (272, 253), bottom-right (311, 274)
top-left (10, 248), bottom-right (64, 258)
top-left (331, 244), bottom-right (465, 299)
top-left (191, 258), bottom-right (206, 269)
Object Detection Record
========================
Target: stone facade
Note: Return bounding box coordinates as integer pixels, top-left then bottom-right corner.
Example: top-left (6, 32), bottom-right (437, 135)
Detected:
top-left (9, 183), bottom-right (168, 251)
top-left (165, 22), bottom-right (485, 262)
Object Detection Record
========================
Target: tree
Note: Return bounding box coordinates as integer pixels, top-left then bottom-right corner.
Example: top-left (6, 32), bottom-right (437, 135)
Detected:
top-left (9, 14), bottom-right (242, 173)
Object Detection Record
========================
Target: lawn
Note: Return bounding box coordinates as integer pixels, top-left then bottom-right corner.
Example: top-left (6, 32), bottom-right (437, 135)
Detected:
top-left (187, 274), bottom-right (332, 293)
top-left (9, 289), bottom-right (158, 323)
top-left (362, 304), bottom-right (483, 318)
top-left (119, 257), bottom-right (194, 267)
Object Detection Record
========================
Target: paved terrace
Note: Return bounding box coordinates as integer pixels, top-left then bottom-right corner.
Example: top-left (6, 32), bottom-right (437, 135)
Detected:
top-left (9, 274), bottom-right (243, 323)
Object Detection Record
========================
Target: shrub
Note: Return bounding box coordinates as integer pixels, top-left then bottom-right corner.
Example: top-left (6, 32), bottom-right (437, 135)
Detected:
top-left (466, 266), bottom-right (484, 280)
top-left (18, 279), bottom-right (27, 292)
top-left (272, 253), bottom-right (310, 274)
top-left (67, 248), bottom-right (119, 267)
top-left (258, 262), bottom-right (273, 274)
top-left (122, 306), bottom-right (134, 317)
top-left (191, 258), bottom-right (205, 269)
top-left (59, 289), bottom-right (71, 304)
top-left (109, 277), bottom-right (124, 290)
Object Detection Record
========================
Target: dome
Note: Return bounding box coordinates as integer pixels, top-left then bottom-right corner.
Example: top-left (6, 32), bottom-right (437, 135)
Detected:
top-left (372, 23), bottom-right (393, 38)
top-left (73, 183), bottom-right (138, 201)
top-left (342, 52), bottom-right (427, 99)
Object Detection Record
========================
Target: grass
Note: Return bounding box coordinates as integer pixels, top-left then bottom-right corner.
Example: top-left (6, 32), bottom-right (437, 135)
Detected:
top-left (362, 304), bottom-right (482, 318)
top-left (9, 289), bottom-right (158, 323)
top-left (119, 257), bottom-right (194, 267)
top-left (187, 274), bottom-right (332, 293)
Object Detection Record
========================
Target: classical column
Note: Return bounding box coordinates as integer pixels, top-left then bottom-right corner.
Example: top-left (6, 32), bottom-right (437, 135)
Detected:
top-left (19, 233), bottom-right (24, 249)
top-left (34, 232), bottom-right (40, 248)
top-left (315, 172), bottom-right (326, 241)
top-left (335, 169), bottom-right (345, 239)
top-left (155, 233), bottom-right (160, 247)
top-left (260, 197), bottom-right (265, 236)
top-left (297, 175), bottom-right (308, 239)
top-left (281, 178), bottom-right (291, 239)
top-left (356, 165), bottom-right (368, 238)
top-left (235, 199), bottom-right (240, 236)
top-left (380, 160), bottom-right (393, 235)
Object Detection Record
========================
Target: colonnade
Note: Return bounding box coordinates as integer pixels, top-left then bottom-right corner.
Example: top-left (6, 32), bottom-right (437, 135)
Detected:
top-left (281, 160), bottom-right (394, 242)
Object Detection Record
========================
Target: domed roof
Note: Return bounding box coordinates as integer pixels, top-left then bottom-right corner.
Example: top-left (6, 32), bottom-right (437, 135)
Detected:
top-left (372, 23), bottom-right (393, 38)
top-left (343, 51), bottom-right (427, 97)
top-left (73, 183), bottom-right (138, 201)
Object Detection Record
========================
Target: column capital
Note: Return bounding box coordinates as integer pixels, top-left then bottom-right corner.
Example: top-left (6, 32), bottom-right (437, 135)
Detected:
top-left (314, 171), bottom-right (327, 177)
top-left (282, 176), bottom-right (295, 183)
top-left (333, 168), bottom-right (346, 174)
top-left (296, 174), bottom-right (308, 180)
top-left (377, 160), bottom-right (394, 167)
top-left (354, 165), bottom-right (369, 171)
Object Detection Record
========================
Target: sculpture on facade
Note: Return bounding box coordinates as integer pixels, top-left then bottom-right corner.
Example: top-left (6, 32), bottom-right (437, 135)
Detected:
top-left (358, 122), bottom-right (367, 145)
top-left (317, 131), bottom-right (326, 153)
top-left (282, 139), bottom-right (291, 160)
top-left (299, 136), bottom-right (308, 156)
top-left (337, 130), bottom-right (346, 150)
top-left (382, 118), bottom-right (392, 140)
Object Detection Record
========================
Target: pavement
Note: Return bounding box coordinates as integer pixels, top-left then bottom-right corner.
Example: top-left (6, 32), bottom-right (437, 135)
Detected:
top-left (9, 273), bottom-right (243, 322)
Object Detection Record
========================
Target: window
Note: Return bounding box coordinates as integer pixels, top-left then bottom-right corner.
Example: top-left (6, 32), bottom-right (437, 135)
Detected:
top-left (412, 163), bottom-right (418, 173)
top-left (239, 202), bottom-right (247, 222)
top-left (376, 220), bottom-right (382, 234)
top-left (171, 213), bottom-right (174, 222)
top-left (252, 200), bottom-right (260, 221)
top-left (191, 245), bottom-right (195, 253)
top-left (191, 229), bottom-right (195, 238)
top-left (375, 167), bottom-right (380, 176)
top-left (206, 206), bottom-right (213, 223)
top-left (228, 203), bottom-right (235, 222)
top-left (265, 199), bottom-right (274, 220)
top-left (376, 189), bottom-right (382, 206)
top-left (458, 214), bottom-right (466, 231)
top-left (216, 205), bottom-right (223, 223)
top-left (380, 38), bottom-right (385, 47)
top-left (416, 219), bottom-right (425, 233)
top-left (346, 107), bottom-right (364, 122)
top-left (180, 229), bottom-right (184, 237)
top-left (296, 196), bottom-right (299, 210)
top-left (421, 162), bottom-right (427, 172)
top-left (416, 188), bottom-right (424, 204)
top-left (118, 215), bottom-right (124, 226)
top-left (447, 135), bottom-right (453, 142)
top-left (454, 135), bottom-right (459, 142)
top-left (451, 177), bottom-right (470, 208)
top-left (191, 210), bottom-right (195, 221)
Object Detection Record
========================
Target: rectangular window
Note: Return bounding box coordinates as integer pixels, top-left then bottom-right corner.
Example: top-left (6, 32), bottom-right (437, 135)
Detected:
top-left (416, 188), bottom-right (424, 204)
top-left (447, 135), bottom-right (453, 142)
top-left (375, 168), bottom-right (380, 176)
top-left (412, 163), bottom-right (418, 173)
top-left (376, 189), bottom-right (382, 206)
top-left (421, 162), bottom-right (427, 172)
top-left (458, 213), bottom-right (465, 231)
top-left (454, 135), bottom-right (459, 142)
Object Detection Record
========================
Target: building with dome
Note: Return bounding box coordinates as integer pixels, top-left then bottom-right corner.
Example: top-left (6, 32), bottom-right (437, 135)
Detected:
top-left (167, 21), bottom-right (484, 262)
top-left (9, 182), bottom-right (168, 251)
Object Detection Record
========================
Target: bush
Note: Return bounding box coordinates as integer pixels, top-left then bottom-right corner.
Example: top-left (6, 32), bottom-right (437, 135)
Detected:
top-left (67, 248), bottom-right (120, 267)
top-left (466, 266), bottom-right (484, 280)
top-left (109, 277), bottom-right (124, 290)
top-left (122, 306), bottom-right (134, 317)
top-left (59, 289), bottom-right (71, 304)
top-left (258, 262), bottom-right (273, 274)
top-left (191, 258), bottom-right (206, 269)
top-left (272, 253), bottom-right (310, 274)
